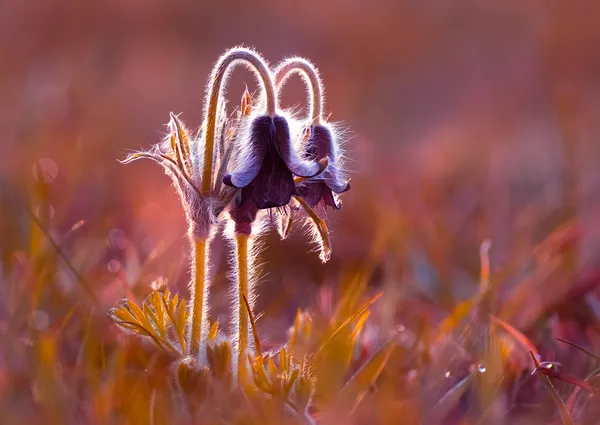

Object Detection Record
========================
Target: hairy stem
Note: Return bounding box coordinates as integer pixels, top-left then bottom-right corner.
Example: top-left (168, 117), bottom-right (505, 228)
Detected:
top-left (235, 233), bottom-right (250, 383)
top-left (274, 57), bottom-right (323, 126)
top-left (202, 47), bottom-right (277, 195)
top-left (188, 237), bottom-right (208, 356)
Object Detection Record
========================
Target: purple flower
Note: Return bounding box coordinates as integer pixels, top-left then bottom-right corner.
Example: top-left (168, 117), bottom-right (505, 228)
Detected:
top-left (223, 115), bottom-right (327, 210)
top-left (295, 125), bottom-right (350, 209)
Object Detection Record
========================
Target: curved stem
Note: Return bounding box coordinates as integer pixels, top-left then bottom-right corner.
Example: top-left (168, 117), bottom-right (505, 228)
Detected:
top-left (235, 233), bottom-right (250, 383)
top-left (201, 47), bottom-right (277, 195)
top-left (273, 57), bottom-right (323, 126)
top-left (188, 237), bottom-right (208, 357)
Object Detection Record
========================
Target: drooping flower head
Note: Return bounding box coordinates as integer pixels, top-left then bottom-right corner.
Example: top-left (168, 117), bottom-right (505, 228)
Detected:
top-left (221, 56), bottom-right (328, 234)
top-left (224, 115), bottom-right (328, 209)
top-left (295, 124), bottom-right (350, 209)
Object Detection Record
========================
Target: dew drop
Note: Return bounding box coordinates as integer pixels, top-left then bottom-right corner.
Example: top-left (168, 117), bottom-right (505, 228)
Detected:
top-left (444, 371), bottom-right (451, 378)
top-left (478, 365), bottom-right (487, 373)
top-left (32, 158), bottom-right (59, 183)
top-left (107, 259), bottom-right (121, 273)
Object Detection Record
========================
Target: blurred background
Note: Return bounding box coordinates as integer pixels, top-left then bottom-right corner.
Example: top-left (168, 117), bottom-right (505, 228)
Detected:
top-left (2, 0), bottom-right (600, 319)
top-left (0, 0), bottom-right (600, 423)
top-left (2, 1), bottom-right (600, 421)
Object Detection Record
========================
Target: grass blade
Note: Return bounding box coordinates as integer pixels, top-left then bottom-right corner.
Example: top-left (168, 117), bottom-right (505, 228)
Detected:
top-left (555, 337), bottom-right (600, 362)
top-left (530, 352), bottom-right (574, 425)
top-left (425, 372), bottom-right (475, 424)
top-left (334, 340), bottom-right (395, 415)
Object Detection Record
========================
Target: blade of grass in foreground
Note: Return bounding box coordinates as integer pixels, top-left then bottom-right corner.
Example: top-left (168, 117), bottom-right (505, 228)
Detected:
top-left (530, 352), bottom-right (574, 425)
top-left (11, 190), bottom-right (99, 304)
top-left (314, 292), bottom-right (382, 358)
top-left (490, 315), bottom-right (539, 359)
top-left (334, 340), bottom-right (395, 415)
top-left (424, 371), bottom-right (475, 425)
top-left (555, 337), bottom-right (600, 362)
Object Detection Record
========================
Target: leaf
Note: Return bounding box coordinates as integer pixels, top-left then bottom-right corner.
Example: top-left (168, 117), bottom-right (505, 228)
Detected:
top-left (334, 340), bottom-right (395, 415)
top-left (110, 305), bottom-right (138, 325)
top-left (114, 320), bottom-right (177, 355)
top-left (425, 372), bottom-right (475, 424)
top-left (149, 291), bottom-right (166, 333)
top-left (530, 352), bottom-right (574, 425)
top-left (177, 299), bottom-right (188, 351)
top-left (143, 303), bottom-right (161, 335)
top-left (290, 309), bottom-right (302, 349)
top-left (284, 368), bottom-right (299, 398)
top-left (490, 315), bottom-right (539, 359)
top-left (161, 293), bottom-right (184, 352)
top-left (10, 189), bottom-right (99, 304)
top-left (438, 299), bottom-right (474, 335)
top-left (351, 311), bottom-right (370, 343)
top-left (126, 300), bottom-right (146, 324)
top-left (537, 365), bottom-right (594, 394)
top-left (242, 294), bottom-right (263, 358)
top-left (314, 292), bottom-right (382, 359)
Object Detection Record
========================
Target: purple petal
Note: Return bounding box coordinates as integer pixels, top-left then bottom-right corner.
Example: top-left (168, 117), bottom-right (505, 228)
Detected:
top-left (305, 125), bottom-right (349, 193)
top-left (324, 168), bottom-right (351, 194)
top-left (223, 116), bottom-right (270, 188)
top-left (229, 186), bottom-right (259, 224)
top-left (273, 116), bottom-right (326, 178)
top-left (305, 125), bottom-right (335, 160)
top-left (295, 181), bottom-right (342, 209)
top-left (323, 188), bottom-right (342, 210)
top-left (251, 150), bottom-right (295, 209)
top-left (295, 182), bottom-right (322, 208)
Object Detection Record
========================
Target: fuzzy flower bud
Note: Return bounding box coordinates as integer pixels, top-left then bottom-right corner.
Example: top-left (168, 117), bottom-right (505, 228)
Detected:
top-left (295, 124), bottom-right (350, 209)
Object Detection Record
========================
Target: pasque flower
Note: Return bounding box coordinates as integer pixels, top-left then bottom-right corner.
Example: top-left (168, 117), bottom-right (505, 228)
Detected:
top-left (117, 48), bottom-right (353, 389)
top-left (273, 57), bottom-right (350, 210)
top-left (295, 124), bottom-right (350, 209)
top-left (224, 115), bottom-right (328, 210)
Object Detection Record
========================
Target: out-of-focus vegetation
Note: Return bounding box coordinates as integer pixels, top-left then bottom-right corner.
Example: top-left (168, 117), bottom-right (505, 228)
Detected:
top-left (2, 1), bottom-right (600, 424)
